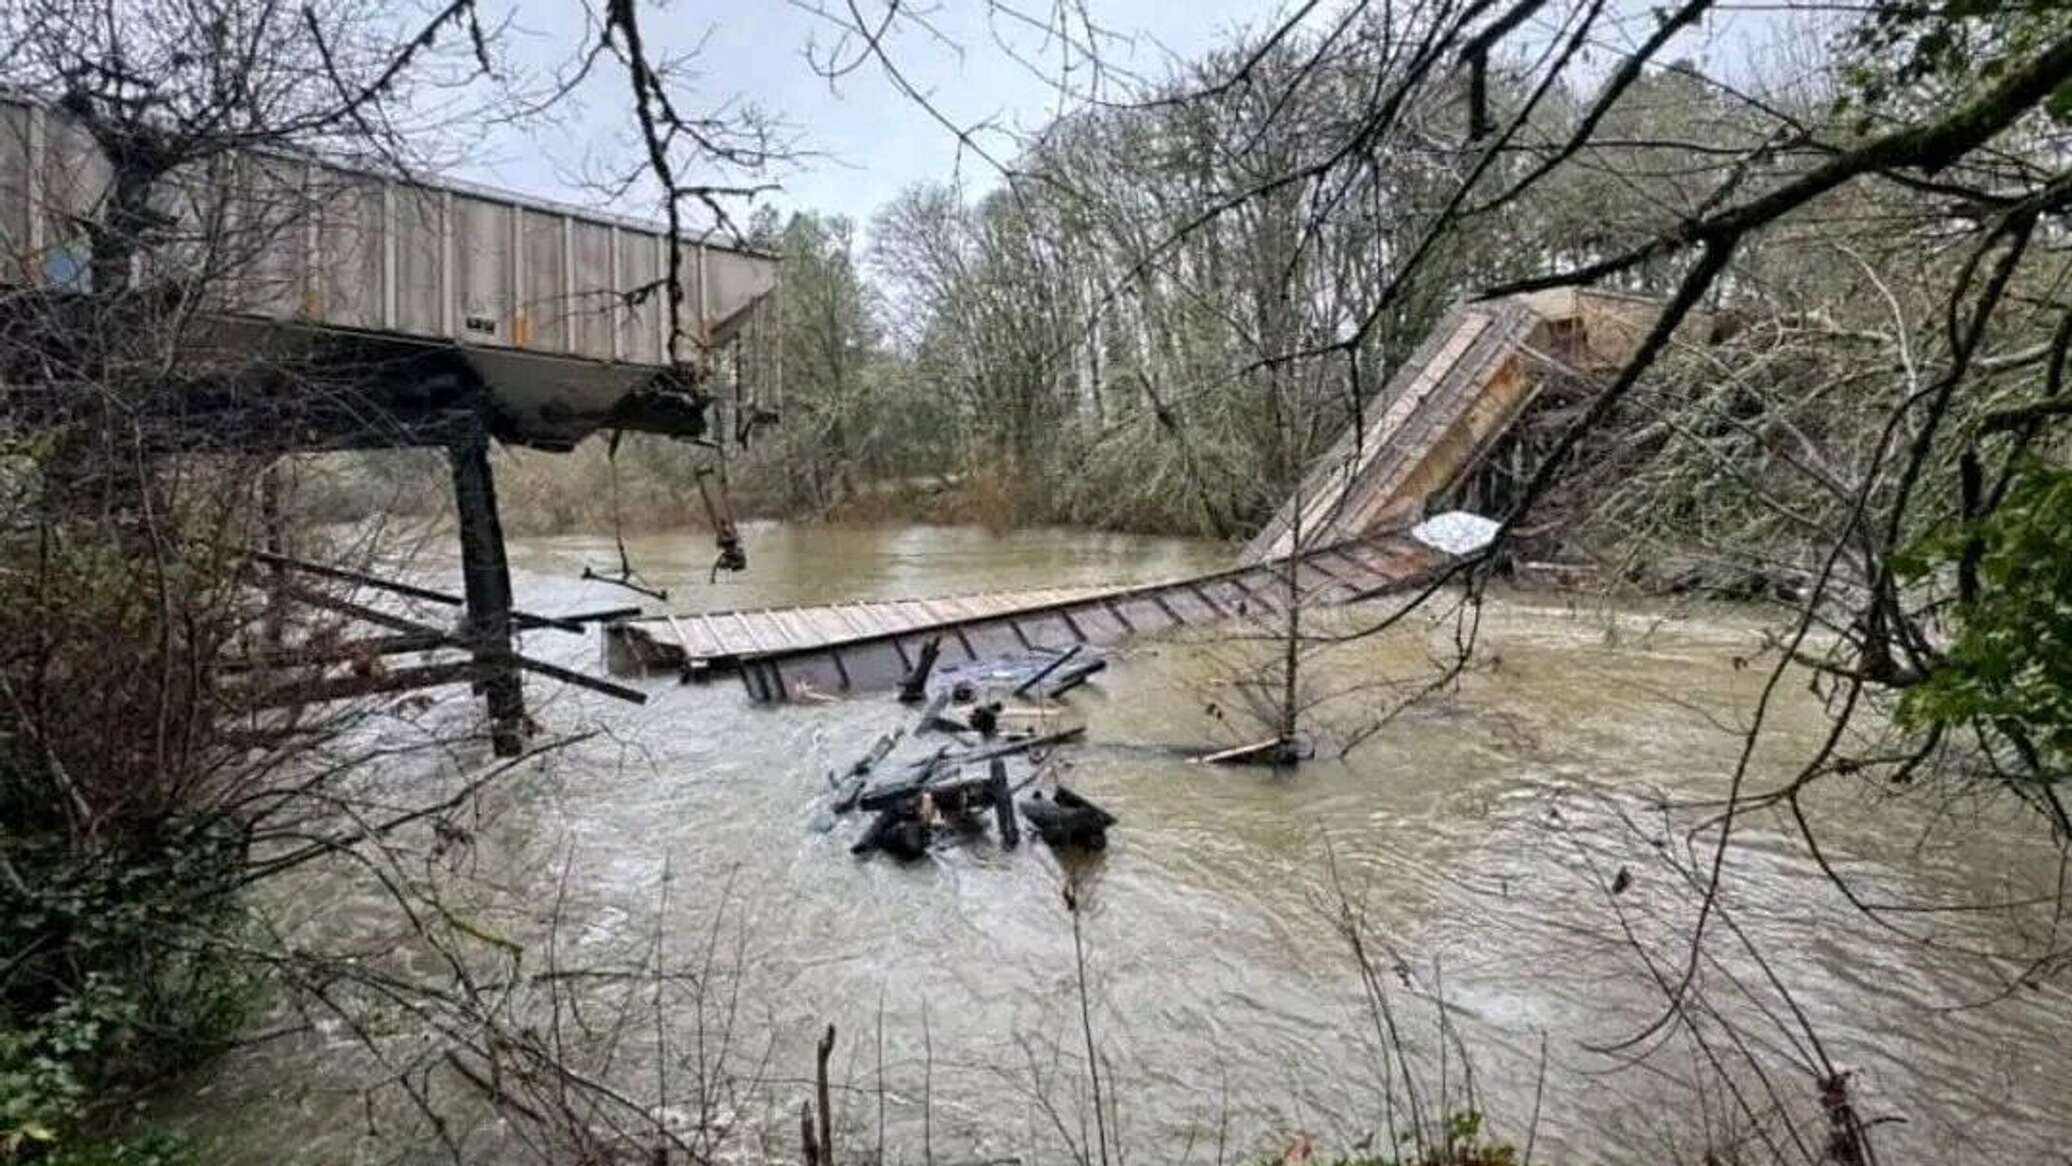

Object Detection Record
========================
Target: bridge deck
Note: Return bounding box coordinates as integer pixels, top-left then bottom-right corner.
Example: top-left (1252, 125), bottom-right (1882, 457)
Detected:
top-left (602, 288), bottom-right (1658, 705)
top-left (604, 533), bottom-right (1447, 702)
top-left (1241, 288), bottom-right (1654, 563)
top-left (1242, 299), bottom-right (1542, 561)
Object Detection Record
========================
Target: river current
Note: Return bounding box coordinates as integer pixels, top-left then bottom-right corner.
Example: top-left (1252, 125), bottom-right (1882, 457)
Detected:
top-left (175, 522), bottom-right (2072, 1163)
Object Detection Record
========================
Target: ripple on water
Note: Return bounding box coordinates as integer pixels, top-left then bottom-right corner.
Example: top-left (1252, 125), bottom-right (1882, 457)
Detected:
top-left (176, 528), bottom-right (2072, 1164)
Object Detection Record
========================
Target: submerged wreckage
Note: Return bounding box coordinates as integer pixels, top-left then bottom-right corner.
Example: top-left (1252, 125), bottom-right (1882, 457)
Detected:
top-left (604, 287), bottom-right (1653, 703)
top-left (602, 287), bottom-right (1659, 861)
top-left (825, 640), bottom-right (1117, 862)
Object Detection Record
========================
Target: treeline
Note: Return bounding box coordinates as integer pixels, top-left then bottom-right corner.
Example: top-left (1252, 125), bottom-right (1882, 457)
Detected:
top-left (405, 21), bottom-right (1798, 540)
top-left (718, 32), bottom-right (1804, 538)
top-left (330, 4), bottom-right (2067, 606)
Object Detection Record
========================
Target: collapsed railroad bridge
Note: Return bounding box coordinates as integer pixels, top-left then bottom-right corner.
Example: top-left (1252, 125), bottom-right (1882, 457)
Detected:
top-left (608, 286), bottom-right (1658, 702)
top-left (4, 77), bottom-right (1662, 736)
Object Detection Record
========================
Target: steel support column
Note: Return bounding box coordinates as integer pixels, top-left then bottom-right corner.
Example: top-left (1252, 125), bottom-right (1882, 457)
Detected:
top-left (448, 432), bottom-right (526, 755)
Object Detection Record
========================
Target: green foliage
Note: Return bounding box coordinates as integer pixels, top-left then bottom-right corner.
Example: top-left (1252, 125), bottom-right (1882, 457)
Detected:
top-left (40, 1133), bottom-right (198, 1166)
top-left (0, 975), bottom-right (129, 1144)
top-left (2, 743), bottom-right (258, 1160)
top-left (1896, 461), bottom-right (2072, 765)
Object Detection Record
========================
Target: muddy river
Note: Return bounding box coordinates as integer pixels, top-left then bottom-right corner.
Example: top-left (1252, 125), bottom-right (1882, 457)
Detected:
top-left (176, 523), bottom-right (2072, 1163)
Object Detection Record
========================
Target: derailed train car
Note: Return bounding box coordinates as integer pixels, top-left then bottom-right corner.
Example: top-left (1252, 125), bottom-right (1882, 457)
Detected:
top-left (0, 93), bottom-right (780, 450)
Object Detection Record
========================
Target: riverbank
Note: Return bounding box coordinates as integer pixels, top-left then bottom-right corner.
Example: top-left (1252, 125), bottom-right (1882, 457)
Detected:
top-left (279, 442), bottom-right (1280, 541)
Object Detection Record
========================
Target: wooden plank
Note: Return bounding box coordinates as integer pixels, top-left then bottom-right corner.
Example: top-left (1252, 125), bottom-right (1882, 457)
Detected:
top-left (1014, 644), bottom-right (1082, 696)
top-left (940, 596), bottom-right (986, 620)
top-left (1026, 611), bottom-right (1077, 644)
top-left (749, 609), bottom-right (787, 648)
top-left (811, 608), bottom-right (855, 643)
top-left (828, 603), bottom-right (871, 638)
top-left (1101, 596), bottom-right (1135, 632)
top-left (1226, 571), bottom-right (1280, 613)
top-left (1339, 541), bottom-right (1402, 577)
top-left (1191, 737), bottom-right (1288, 765)
top-left (765, 608), bottom-right (806, 647)
top-left (991, 758), bottom-right (1020, 848)
top-left (1204, 579), bottom-right (1250, 612)
top-left (553, 605), bottom-right (644, 624)
top-left (610, 534), bottom-right (1446, 695)
top-left (791, 608), bottom-right (830, 646)
top-left (279, 585), bottom-right (647, 704)
top-left (874, 726), bottom-right (1087, 789)
top-left (732, 610), bottom-right (770, 653)
top-left (1149, 592), bottom-right (1186, 627)
top-left (768, 610), bottom-right (805, 648)
top-left (697, 613), bottom-right (728, 654)
top-left (780, 608), bottom-right (821, 643)
top-left (1318, 546), bottom-right (1386, 585)
top-left (663, 614), bottom-right (695, 657)
top-left (1291, 560), bottom-right (1352, 602)
top-left (248, 660), bottom-right (495, 708)
top-left (1060, 600), bottom-right (1125, 640)
top-left (1302, 555), bottom-right (1350, 587)
top-left (218, 632), bottom-right (452, 671)
top-left (248, 548), bottom-right (586, 634)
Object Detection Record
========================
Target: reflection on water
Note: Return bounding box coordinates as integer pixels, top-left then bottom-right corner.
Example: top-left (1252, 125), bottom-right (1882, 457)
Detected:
top-left (179, 524), bottom-right (2072, 1163)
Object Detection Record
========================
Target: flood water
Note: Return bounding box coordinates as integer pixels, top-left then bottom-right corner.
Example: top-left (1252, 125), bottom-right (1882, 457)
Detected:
top-left (180, 523), bottom-right (2072, 1163)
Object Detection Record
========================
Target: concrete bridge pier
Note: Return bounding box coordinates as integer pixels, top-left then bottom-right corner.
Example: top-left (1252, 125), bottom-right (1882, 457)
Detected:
top-left (447, 431), bottom-right (526, 756)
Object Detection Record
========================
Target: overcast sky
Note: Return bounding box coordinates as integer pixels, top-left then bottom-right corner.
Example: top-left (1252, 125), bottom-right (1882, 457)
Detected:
top-left (462, 0), bottom-right (1299, 234)
top-left (453, 0), bottom-right (1791, 240)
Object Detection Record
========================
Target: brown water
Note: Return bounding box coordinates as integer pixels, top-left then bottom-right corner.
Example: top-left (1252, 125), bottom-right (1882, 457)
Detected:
top-left (179, 523), bottom-right (2072, 1163)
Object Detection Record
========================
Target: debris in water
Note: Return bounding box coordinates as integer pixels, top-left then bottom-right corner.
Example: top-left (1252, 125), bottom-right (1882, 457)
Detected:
top-left (897, 635), bottom-right (944, 702)
top-left (818, 681), bottom-right (1107, 862)
top-left (931, 645), bottom-right (1108, 703)
top-left (1019, 785), bottom-right (1117, 850)
top-left (1192, 737), bottom-right (1308, 766)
